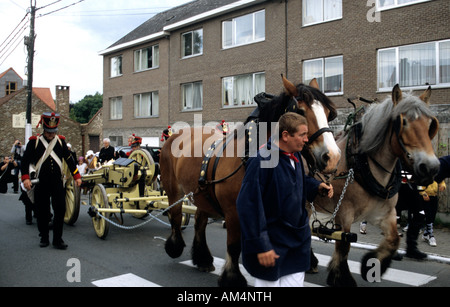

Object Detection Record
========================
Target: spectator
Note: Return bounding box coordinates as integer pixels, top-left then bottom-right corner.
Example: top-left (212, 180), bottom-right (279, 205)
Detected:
top-left (0, 156), bottom-right (18, 193)
top-left (98, 138), bottom-right (115, 164)
top-left (85, 150), bottom-right (98, 173)
top-left (77, 156), bottom-right (88, 175)
top-left (10, 139), bottom-right (24, 193)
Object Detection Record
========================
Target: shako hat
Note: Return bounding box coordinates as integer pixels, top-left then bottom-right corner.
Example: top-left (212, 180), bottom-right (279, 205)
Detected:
top-left (37, 112), bottom-right (60, 132)
top-left (130, 134), bottom-right (142, 146)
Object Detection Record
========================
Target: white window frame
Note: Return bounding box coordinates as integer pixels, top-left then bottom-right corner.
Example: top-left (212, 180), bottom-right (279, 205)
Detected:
top-left (377, 39), bottom-right (450, 92)
top-left (134, 91), bottom-right (159, 118)
top-left (182, 81), bottom-right (203, 111)
top-left (182, 29), bottom-right (203, 58)
top-left (109, 97), bottom-right (122, 120)
top-left (222, 10), bottom-right (265, 49)
top-left (376, 0), bottom-right (432, 11)
top-left (303, 55), bottom-right (344, 95)
top-left (110, 55), bottom-right (122, 78)
top-left (302, 0), bottom-right (342, 27)
top-left (222, 72), bottom-right (265, 108)
top-left (134, 45), bottom-right (159, 72)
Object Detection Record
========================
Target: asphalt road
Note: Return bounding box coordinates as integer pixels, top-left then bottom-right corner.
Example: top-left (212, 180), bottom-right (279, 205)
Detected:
top-left (1, 191), bottom-right (450, 288)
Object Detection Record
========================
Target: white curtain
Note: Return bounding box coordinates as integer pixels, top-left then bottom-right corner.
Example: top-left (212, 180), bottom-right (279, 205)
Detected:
top-left (303, 0), bottom-right (323, 24)
top-left (324, 0), bottom-right (342, 20)
top-left (304, 59), bottom-right (323, 91)
top-left (152, 92), bottom-right (159, 116)
top-left (399, 42), bottom-right (436, 87)
top-left (440, 41), bottom-right (450, 84)
top-left (378, 49), bottom-right (397, 89)
top-left (235, 75), bottom-right (252, 106)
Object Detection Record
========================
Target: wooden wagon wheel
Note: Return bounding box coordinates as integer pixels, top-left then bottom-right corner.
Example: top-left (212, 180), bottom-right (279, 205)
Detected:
top-left (91, 183), bottom-right (111, 239)
top-left (63, 162), bottom-right (80, 225)
top-left (128, 149), bottom-right (155, 219)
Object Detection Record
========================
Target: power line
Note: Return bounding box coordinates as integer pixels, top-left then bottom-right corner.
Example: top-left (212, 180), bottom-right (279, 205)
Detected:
top-left (0, 13), bottom-right (29, 50)
top-left (37, 0), bottom-right (85, 18)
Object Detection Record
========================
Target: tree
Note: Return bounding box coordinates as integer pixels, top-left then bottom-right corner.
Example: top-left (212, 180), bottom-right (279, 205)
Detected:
top-left (70, 92), bottom-right (103, 123)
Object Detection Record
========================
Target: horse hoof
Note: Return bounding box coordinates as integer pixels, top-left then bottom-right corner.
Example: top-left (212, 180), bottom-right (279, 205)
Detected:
top-left (306, 266), bottom-right (319, 274)
top-left (218, 271), bottom-right (247, 287)
top-left (165, 235), bottom-right (186, 258)
top-left (197, 264), bottom-right (215, 273)
top-left (327, 262), bottom-right (357, 287)
top-left (361, 251), bottom-right (392, 282)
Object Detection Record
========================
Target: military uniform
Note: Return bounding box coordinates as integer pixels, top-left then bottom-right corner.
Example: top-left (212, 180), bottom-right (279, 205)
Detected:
top-left (21, 112), bottom-right (81, 249)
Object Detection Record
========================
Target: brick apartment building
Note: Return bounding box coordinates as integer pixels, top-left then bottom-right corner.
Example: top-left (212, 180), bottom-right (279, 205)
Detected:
top-left (100, 0), bottom-right (450, 208)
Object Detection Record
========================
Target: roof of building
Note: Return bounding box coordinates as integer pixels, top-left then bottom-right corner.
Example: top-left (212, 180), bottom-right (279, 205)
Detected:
top-left (100, 0), bottom-right (265, 55)
top-left (0, 67), bottom-right (23, 81)
top-left (0, 87), bottom-right (56, 111)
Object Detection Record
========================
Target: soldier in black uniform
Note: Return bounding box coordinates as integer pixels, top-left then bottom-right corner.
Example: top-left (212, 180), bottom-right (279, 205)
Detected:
top-left (21, 112), bottom-right (82, 249)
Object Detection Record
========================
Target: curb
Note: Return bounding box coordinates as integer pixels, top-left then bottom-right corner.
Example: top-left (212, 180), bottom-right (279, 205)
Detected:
top-left (312, 236), bottom-right (450, 265)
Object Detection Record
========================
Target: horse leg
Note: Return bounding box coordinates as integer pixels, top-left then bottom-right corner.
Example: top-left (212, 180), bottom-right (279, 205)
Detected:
top-left (307, 248), bottom-right (319, 274)
top-left (361, 209), bottom-right (399, 282)
top-left (218, 211), bottom-right (247, 287)
top-left (326, 240), bottom-right (357, 287)
top-left (191, 210), bottom-right (215, 272)
top-left (165, 194), bottom-right (186, 259)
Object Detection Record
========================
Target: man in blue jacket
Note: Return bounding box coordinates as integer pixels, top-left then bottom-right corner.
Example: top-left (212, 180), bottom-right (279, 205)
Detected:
top-left (237, 112), bottom-right (333, 287)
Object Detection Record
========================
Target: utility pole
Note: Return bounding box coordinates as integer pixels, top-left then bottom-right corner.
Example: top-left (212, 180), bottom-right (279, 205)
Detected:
top-left (24, 0), bottom-right (36, 143)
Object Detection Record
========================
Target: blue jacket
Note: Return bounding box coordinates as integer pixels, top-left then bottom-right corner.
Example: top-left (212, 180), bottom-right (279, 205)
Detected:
top-left (236, 139), bottom-right (320, 281)
top-left (435, 155), bottom-right (450, 183)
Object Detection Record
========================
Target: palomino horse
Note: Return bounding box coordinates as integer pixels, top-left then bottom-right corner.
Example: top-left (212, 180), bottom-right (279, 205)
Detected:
top-left (309, 85), bottom-right (440, 286)
top-left (159, 77), bottom-right (341, 286)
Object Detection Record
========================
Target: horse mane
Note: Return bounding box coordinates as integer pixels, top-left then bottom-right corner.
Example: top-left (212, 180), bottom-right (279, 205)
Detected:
top-left (256, 83), bottom-right (337, 123)
top-left (359, 92), bottom-right (434, 154)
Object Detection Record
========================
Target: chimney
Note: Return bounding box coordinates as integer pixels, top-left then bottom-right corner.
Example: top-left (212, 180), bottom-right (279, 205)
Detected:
top-left (56, 85), bottom-right (70, 117)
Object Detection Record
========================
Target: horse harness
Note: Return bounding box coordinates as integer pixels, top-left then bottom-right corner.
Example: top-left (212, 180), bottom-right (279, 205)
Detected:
top-left (346, 118), bottom-right (404, 200)
top-left (196, 92), bottom-right (319, 216)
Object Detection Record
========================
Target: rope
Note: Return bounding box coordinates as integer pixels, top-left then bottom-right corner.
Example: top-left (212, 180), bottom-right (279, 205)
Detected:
top-left (94, 192), bottom-right (195, 230)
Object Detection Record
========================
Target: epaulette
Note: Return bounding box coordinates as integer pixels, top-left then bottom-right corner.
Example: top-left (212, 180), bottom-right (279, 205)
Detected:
top-left (58, 135), bottom-right (66, 140)
top-left (29, 135), bottom-right (38, 141)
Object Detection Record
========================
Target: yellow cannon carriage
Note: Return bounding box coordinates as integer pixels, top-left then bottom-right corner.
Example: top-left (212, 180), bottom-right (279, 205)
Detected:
top-left (63, 149), bottom-right (196, 239)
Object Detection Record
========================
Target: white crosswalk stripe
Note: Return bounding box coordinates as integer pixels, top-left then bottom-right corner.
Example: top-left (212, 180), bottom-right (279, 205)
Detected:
top-left (91, 253), bottom-right (437, 287)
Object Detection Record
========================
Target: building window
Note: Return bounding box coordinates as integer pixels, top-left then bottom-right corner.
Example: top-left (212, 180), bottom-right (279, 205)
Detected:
top-left (110, 55), bottom-right (122, 78)
top-left (110, 97), bottom-right (122, 120)
top-left (182, 82), bottom-right (203, 111)
top-left (5, 82), bottom-right (17, 95)
top-left (135, 45), bottom-right (159, 72)
top-left (303, 56), bottom-right (343, 94)
top-left (377, 0), bottom-right (431, 10)
top-left (222, 10), bottom-right (265, 49)
top-left (302, 0), bottom-right (342, 26)
top-left (182, 29), bottom-right (203, 58)
top-left (222, 72), bottom-right (265, 108)
top-left (377, 40), bottom-right (450, 91)
top-left (134, 92), bottom-right (159, 118)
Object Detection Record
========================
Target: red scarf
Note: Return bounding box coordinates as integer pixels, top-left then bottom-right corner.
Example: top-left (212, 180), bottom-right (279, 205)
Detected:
top-left (282, 152), bottom-right (299, 163)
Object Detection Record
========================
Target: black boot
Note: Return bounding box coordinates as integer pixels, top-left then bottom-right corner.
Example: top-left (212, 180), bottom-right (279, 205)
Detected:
top-left (405, 222), bottom-right (427, 260)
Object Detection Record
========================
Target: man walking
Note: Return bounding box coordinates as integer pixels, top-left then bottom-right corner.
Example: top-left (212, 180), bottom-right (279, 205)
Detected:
top-left (237, 112), bottom-right (333, 287)
top-left (21, 112), bottom-right (82, 249)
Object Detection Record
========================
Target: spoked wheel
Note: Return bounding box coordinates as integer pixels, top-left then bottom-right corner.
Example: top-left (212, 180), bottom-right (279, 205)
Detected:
top-left (64, 176), bottom-right (80, 225)
top-left (91, 184), bottom-right (111, 239)
top-left (128, 149), bottom-right (155, 219)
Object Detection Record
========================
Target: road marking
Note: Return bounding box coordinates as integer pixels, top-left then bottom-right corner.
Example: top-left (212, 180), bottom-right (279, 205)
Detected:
top-left (315, 254), bottom-right (437, 286)
top-left (180, 257), bottom-right (322, 287)
top-left (92, 273), bottom-right (161, 287)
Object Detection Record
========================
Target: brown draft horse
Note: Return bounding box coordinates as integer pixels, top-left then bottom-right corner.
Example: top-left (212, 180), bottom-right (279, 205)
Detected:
top-left (309, 85), bottom-right (440, 286)
top-left (159, 77), bottom-right (341, 286)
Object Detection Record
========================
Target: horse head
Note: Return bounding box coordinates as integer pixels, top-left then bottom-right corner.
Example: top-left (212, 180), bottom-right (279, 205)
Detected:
top-left (281, 75), bottom-right (341, 174)
top-left (390, 85), bottom-right (440, 185)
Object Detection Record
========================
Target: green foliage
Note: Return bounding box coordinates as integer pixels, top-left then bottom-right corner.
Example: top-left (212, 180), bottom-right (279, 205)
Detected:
top-left (70, 92), bottom-right (103, 123)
